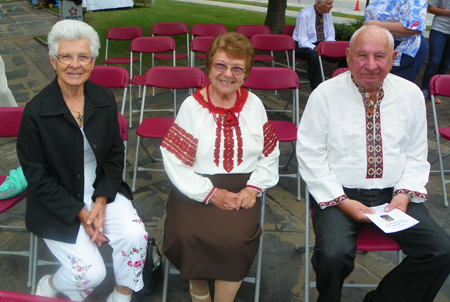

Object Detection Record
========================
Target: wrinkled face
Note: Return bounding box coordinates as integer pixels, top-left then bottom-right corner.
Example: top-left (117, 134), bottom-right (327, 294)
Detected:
top-left (50, 39), bottom-right (95, 89)
top-left (208, 50), bottom-right (246, 97)
top-left (346, 28), bottom-right (397, 92)
top-left (316, 0), bottom-right (333, 14)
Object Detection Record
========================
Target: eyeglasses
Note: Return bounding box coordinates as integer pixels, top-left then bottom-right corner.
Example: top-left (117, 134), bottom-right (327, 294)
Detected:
top-left (56, 54), bottom-right (93, 66)
top-left (213, 63), bottom-right (245, 76)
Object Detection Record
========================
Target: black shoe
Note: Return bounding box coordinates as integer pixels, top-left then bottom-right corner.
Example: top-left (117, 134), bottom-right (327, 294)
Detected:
top-left (363, 290), bottom-right (377, 302)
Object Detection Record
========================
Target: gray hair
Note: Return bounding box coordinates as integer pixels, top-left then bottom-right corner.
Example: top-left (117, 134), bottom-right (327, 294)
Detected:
top-left (48, 20), bottom-right (100, 59)
top-left (349, 25), bottom-right (394, 50)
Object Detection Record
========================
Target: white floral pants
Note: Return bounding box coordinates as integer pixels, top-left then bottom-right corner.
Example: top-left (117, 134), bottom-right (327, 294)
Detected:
top-left (44, 186), bottom-right (148, 301)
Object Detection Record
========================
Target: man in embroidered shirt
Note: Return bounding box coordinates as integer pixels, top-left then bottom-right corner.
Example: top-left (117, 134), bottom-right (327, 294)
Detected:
top-left (292, 0), bottom-right (338, 91)
top-left (297, 25), bottom-right (450, 302)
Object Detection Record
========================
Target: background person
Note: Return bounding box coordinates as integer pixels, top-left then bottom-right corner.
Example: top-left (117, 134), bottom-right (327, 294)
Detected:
top-left (364, 0), bottom-right (428, 83)
top-left (421, 0), bottom-right (450, 100)
top-left (297, 25), bottom-right (450, 302)
top-left (17, 20), bottom-right (147, 302)
top-left (0, 54), bottom-right (17, 107)
top-left (292, 0), bottom-right (339, 91)
top-left (160, 32), bottom-right (279, 302)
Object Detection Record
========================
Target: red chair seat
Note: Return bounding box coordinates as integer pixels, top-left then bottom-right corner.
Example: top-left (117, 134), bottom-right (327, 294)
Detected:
top-left (0, 290), bottom-right (68, 301)
top-left (357, 224), bottom-right (400, 251)
top-left (131, 74), bottom-right (146, 86)
top-left (271, 121), bottom-right (297, 142)
top-left (136, 117), bottom-right (175, 139)
top-left (0, 175), bottom-right (27, 213)
top-left (439, 127), bottom-right (450, 141)
top-left (105, 57), bottom-right (139, 65)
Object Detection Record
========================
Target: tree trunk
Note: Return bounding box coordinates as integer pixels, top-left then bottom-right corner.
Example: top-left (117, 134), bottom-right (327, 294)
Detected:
top-left (264, 0), bottom-right (288, 34)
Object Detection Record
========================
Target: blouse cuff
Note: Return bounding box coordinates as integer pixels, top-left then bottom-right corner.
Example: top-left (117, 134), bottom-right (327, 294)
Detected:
top-left (246, 185), bottom-right (262, 197)
top-left (318, 194), bottom-right (348, 209)
top-left (204, 187), bottom-right (217, 204)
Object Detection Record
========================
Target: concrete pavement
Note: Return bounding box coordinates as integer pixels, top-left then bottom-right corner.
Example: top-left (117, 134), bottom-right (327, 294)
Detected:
top-left (0, 1), bottom-right (449, 301)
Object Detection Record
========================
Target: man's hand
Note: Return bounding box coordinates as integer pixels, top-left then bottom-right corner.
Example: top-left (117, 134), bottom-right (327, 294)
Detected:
top-left (336, 199), bottom-right (375, 223)
top-left (385, 194), bottom-right (409, 213)
top-left (209, 189), bottom-right (239, 210)
top-left (236, 188), bottom-right (258, 210)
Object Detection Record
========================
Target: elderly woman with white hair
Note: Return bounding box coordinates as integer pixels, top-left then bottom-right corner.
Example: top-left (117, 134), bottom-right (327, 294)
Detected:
top-left (17, 20), bottom-right (148, 302)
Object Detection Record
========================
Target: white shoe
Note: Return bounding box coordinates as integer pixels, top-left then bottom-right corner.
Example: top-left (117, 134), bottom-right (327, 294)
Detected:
top-left (35, 275), bottom-right (58, 297)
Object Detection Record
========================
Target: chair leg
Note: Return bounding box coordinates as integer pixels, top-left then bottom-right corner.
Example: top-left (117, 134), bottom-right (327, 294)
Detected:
top-left (254, 191), bottom-right (266, 302)
top-left (162, 257), bottom-right (170, 302)
top-left (132, 136), bottom-right (142, 192)
top-left (304, 189), bottom-right (311, 302)
top-left (436, 136), bottom-right (449, 207)
top-left (31, 234), bottom-right (38, 294)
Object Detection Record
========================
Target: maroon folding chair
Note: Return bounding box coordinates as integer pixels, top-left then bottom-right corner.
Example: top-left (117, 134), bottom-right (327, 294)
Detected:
top-left (317, 40), bottom-right (350, 81)
top-left (190, 36), bottom-right (215, 67)
top-left (0, 290), bottom-right (68, 301)
top-left (190, 23), bottom-right (227, 39)
top-left (152, 22), bottom-right (190, 66)
top-left (0, 107), bottom-right (34, 290)
top-left (132, 66), bottom-right (205, 192)
top-left (429, 74), bottom-right (450, 207)
top-left (282, 24), bottom-right (296, 37)
top-left (235, 24), bottom-right (271, 38)
top-left (104, 27), bottom-right (142, 71)
top-left (331, 67), bottom-right (349, 78)
top-left (250, 34), bottom-right (296, 70)
top-left (88, 65), bottom-right (129, 121)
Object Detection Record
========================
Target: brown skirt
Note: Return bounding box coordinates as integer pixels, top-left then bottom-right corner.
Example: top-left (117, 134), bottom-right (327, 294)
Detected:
top-left (162, 173), bottom-right (262, 281)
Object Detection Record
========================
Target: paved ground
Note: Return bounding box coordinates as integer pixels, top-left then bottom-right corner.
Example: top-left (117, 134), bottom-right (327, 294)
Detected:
top-left (1, 1), bottom-right (450, 302)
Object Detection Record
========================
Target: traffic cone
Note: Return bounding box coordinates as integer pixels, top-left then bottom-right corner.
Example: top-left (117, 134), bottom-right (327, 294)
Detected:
top-left (354, 0), bottom-right (360, 11)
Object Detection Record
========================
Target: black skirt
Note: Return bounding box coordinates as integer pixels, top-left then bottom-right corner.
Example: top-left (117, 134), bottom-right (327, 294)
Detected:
top-left (162, 173), bottom-right (262, 281)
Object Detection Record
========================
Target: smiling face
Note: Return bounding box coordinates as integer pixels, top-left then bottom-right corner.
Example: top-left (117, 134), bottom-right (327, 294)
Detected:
top-left (50, 39), bottom-right (95, 90)
top-left (208, 50), bottom-right (246, 99)
top-left (346, 27), bottom-right (397, 93)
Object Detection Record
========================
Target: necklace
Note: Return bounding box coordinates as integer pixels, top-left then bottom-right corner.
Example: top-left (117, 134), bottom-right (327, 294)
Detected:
top-left (206, 84), bottom-right (240, 131)
top-left (67, 101), bottom-right (85, 123)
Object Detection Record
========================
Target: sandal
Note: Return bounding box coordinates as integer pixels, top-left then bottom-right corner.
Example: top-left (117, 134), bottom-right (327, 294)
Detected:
top-left (189, 281), bottom-right (211, 301)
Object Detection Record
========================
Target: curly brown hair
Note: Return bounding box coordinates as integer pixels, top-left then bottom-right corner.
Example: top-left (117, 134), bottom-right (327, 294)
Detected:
top-left (204, 32), bottom-right (255, 79)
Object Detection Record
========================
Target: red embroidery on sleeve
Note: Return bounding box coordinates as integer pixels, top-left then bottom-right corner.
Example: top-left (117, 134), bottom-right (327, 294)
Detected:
top-left (263, 121), bottom-right (278, 157)
top-left (161, 123), bottom-right (198, 167)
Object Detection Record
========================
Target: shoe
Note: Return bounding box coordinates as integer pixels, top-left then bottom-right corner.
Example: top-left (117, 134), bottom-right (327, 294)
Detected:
top-left (189, 281), bottom-right (211, 301)
top-left (363, 290), bottom-right (377, 302)
top-left (35, 275), bottom-right (58, 297)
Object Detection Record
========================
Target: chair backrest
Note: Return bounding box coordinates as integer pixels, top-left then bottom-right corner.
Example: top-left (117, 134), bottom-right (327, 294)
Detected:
top-left (144, 66), bottom-right (205, 89)
top-left (235, 24), bottom-right (271, 38)
top-left (191, 23), bottom-right (227, 38)
top-left (317, 41), bottom-right (349, 58)
top-left (130, 36), bottom-right (176, 54)
top-left (0, 107), bottom-right (24, 137)
top-left (331, 67), bottom-right (349, 78)
top-left (282, 25), bottom-right (296, 37)
top-left (250, 34), bottom-right (295, 52)
top-left (190, 36), bottom-right (214, 53)
top-left (117, 113), bottom-right (128, 141)
top-left (106, 26), bottom-right (143, 40)
top-left (243, 67), bottom-right (299, 91)
top-left (430, 74), bottom-right (450, 97)
top-left (89, 66), bottom-right (129, 89)
top-left (152, 22), bottom-right (189, 36)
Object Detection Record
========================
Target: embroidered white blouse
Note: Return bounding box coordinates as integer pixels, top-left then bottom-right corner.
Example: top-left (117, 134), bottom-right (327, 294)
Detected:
top-left (296, 71), bottom-right (429, 209)
top-left (161, 88), bottom-right (280, 203)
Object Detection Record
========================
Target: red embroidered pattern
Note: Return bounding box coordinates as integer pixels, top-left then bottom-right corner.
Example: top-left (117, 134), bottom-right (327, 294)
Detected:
top-left (393, 189), bottom-right (427, 200)
top-left (204, 187), bottom-right (217, 204)
top-left (161, 123), bottom-right (198, 167)
top-left (263, 121), bottom-right (278, 157)
top-left (194, 87), bottom-right (248, 172)
top-left (318, 194), bottom-right (348, 209)
top-left (351, 76), bottom-right (385, 179)
top-left (246, 185), bottom-right (262, 193)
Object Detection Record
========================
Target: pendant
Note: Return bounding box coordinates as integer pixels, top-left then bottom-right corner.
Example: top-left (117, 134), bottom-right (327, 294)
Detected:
top-left (77, 113), bottom-right (83, 121)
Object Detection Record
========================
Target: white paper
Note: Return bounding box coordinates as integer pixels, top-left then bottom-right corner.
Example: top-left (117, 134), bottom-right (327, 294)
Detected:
top-left (365, 203), bottom-right (419, 233)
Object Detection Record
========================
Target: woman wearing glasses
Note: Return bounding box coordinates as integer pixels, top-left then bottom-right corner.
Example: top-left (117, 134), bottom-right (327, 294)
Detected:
top-left (161, 32), bottom-right (279, 302)
top-left (17, 20), bottom-right (147, 302)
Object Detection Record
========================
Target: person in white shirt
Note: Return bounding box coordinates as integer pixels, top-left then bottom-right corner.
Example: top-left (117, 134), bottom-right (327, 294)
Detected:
top-left (0, 55), bottom-right (17, 107)
top-left (292, 0), bottom-right (336, 90)
top-left (297, 25), bottom-right (450, 302)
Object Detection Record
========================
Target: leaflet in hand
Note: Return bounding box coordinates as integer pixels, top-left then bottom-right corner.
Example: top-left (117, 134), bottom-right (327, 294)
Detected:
top-left (365, 203), bottom-right (419, 233)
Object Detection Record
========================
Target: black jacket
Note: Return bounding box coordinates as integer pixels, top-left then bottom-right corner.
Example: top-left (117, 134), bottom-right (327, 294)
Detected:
top-left (17, 77), bottom-right (133, 243)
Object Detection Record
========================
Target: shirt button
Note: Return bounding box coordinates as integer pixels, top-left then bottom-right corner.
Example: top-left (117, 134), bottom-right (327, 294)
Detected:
top-left (92, 144), bottom-right (97, 148)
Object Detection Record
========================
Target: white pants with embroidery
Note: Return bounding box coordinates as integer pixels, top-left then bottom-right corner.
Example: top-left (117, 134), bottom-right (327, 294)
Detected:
top-left (44, 186), bottom-right (148, 301)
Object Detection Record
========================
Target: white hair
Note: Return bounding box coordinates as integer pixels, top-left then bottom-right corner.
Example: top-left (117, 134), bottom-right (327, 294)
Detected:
top-left (349, 25), bottom-right (394, 50)
top-left (48, 20), bottom-right (100, 58)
